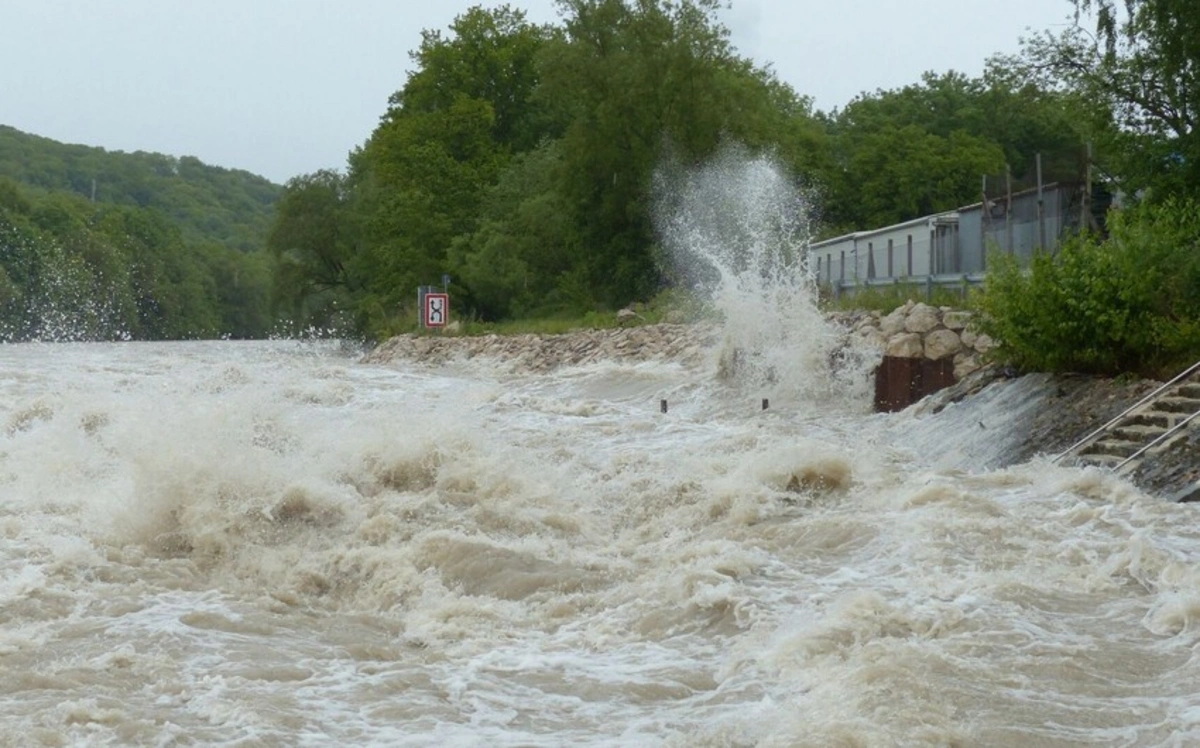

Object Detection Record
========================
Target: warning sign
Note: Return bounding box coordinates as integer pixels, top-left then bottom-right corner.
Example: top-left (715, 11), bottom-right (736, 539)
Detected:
top-left (423, 292), bottom-right (449, 327)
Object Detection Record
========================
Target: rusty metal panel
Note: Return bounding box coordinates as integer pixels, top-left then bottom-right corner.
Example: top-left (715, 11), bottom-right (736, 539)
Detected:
top-left (874, 356), bottom-right (957, 412)
top-left (875, 356), bottom-right (921, 412)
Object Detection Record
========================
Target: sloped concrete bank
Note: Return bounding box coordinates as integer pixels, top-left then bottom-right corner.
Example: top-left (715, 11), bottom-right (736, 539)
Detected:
top-left (905, 368), bottom-right (1198, 499)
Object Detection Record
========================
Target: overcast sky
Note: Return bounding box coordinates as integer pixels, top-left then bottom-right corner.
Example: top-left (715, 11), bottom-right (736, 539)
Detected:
top-left (0, 0), bottom-right (1078, 184)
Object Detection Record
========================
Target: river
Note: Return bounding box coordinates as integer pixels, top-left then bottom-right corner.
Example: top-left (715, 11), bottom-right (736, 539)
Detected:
top-left (3, 336), bottom-right (1200, 747)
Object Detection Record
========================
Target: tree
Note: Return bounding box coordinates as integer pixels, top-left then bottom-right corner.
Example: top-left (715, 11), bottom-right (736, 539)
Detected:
top-left (1024, 0), bottom-right (1199, 197)
top-left (337, 6), bottom-right (557, 334)
top-left (448, 139), bottom-right (580, 319)
top-left (267, 169), bottom-right (354, 328)
top-left (539, 0), bottom-right (810, 308)
top-left (819, 70), bottom-right (1086, 232)
top-left (394, 5), bottom-right (556, 152)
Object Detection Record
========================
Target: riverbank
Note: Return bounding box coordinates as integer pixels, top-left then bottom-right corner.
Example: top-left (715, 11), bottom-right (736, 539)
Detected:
top-left (363, 320), bottom-right (1196, 501)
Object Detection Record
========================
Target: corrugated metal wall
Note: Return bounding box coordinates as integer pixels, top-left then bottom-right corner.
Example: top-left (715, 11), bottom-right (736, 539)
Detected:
top-left (813, 183), bottom-right (1081, 288)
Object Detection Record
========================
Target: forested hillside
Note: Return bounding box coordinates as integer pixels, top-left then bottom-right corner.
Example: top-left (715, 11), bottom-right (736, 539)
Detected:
top-left (0, 176), bottom-right (273, 341)
top-left (0, 125), bottom-right (280, 252)
top-left (0, 128), bottom-right (279, 341)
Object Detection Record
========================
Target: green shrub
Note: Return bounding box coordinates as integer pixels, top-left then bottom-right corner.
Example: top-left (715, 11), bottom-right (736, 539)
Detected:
top-left (973, 197), bottom-right (1200, 376)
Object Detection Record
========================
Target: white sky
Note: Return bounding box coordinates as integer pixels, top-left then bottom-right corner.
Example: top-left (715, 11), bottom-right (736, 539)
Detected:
top-left (0, 0), bottom-right (1078, 184)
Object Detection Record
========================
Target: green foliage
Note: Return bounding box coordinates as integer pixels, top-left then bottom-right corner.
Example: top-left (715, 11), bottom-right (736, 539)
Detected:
top-left (821, 71), bottom-right (1084, 232)
top-left (1020, 0), bottom-right (1200, 199)
top-left (0, 179), bottom-right (274, 341)
top-left (0, 125), bottom-right (281, 252)
top-left (974, 197), bottom-right (1200, 375)
top-left (266, 1), bottom-right (1118, 340)
top-left (267, 169), bottom-right (355, 331)
top-left (277, 0), bottom-right (847, 337)
top-left (448, 139), bottom-right (580, 320)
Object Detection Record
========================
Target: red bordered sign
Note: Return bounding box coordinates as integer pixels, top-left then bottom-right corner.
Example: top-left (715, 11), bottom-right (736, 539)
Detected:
top-left (424, 293), bottom-right (449, 327)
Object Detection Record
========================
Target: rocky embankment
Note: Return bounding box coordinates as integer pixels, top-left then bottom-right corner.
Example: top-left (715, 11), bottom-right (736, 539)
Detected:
top-left (829, 301), bottom-right (996, 380)
top-left (362, 323), bottom-right (722, 372)
top-left (362, 302), bottom-right (993, 375)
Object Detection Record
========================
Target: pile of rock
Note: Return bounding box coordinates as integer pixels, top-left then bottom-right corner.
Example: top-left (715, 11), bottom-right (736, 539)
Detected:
top-left (832, 301), bottom-right (996, 380)
top-left (363, 302), bottom-right (996, 382)
top-left (361, 323), bottom-right (720, 372)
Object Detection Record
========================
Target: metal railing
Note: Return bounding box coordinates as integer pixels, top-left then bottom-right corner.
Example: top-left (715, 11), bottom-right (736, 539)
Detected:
top-left (1051, 359), bottom-right (1200, 464)
top-left (830, 273), bottom-right (986, 303)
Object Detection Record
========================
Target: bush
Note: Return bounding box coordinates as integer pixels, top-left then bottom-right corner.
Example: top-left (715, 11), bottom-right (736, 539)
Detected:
top-left (973, 197), bottom-right (1200, 376)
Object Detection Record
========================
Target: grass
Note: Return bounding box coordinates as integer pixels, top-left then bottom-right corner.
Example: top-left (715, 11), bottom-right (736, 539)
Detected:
top-left (819, 282), bottom-right (976, 314)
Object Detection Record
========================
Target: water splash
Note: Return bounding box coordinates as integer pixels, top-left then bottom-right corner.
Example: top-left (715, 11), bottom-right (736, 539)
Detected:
top-left (0, 224), bottom-right (134, 343)
top-left (652, 144), bottom-right (876, 407)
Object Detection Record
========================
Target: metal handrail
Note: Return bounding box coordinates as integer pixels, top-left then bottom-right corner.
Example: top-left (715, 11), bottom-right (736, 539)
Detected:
top-left (1113, 407), bottom-right (1200, 472)
top-left (1051, 359), bottom-right (1200, 463)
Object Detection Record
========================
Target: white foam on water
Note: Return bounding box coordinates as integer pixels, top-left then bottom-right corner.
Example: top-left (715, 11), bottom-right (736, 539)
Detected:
top-left (3, 339), bottom-right (1200, 746)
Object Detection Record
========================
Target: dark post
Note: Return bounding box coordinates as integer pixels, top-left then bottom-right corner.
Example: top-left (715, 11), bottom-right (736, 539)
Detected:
top-left (1036, 152), bottom-right (1045, 252)
top-left (1006, 163), bottom-right (1013, 254)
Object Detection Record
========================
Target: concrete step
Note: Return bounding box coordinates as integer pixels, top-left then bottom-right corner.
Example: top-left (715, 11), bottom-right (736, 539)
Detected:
top-left (1076, 452), bottom-right (1126, 469)
top-left (1081, 438), bottom-right (1145, 458)
top-left (1154, 396), bottom-right (1200, 414)
top-left (1175, 383), bottom-right (1200, 400)
top-left (1126, 412), bottom-right (1173, 429)
top-left (1111, 424), bottom-right (1168, 443)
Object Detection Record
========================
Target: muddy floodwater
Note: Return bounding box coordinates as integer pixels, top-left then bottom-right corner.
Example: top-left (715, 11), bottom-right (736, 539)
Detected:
top-left (3, 338), bottom-right (1200, 747)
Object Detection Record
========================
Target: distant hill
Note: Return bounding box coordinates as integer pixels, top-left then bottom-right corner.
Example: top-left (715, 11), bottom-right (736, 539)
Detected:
top-left (0, 125), bottom-right (281, 252)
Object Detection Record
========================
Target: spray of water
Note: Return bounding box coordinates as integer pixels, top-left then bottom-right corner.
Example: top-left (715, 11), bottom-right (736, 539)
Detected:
top-left (652, 144), bottom-right (876, 407)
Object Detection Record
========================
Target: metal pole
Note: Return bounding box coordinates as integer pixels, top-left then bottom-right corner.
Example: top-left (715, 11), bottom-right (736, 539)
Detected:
top-left (1036, 152), bottom-right (1045, 252)
top-left (1006, 163), bottom-right (1013, 254)
top-left (981, 175), bottom-right (988, 264)
top-left (1084, 142), bottom-right (1094, 231)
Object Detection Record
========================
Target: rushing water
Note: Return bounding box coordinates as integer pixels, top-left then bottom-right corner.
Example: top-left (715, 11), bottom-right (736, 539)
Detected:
top-left (6, 151), bottom-right (1200, 746)
top-left (3, 337), bottom-right (1200, 747)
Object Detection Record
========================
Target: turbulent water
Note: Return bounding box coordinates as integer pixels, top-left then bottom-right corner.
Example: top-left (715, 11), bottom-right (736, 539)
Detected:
top-left (4, 337), bottom-right (1200, 748)
top-left (6, 152), bottom-right (1200, 747)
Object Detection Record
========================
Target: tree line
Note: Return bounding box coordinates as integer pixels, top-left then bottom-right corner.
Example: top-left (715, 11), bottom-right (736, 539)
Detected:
top-left (271, 0), bottom-right (1169, 340)
top-left (3, 0), bottom-right (1194, 366)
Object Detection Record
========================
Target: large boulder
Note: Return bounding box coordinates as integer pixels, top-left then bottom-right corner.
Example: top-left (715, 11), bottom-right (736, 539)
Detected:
top-left (880, 308), bottom-right (908, 337)
top-left (904, 303), bottom-right (941, 334)
top-left (924, 328), bottom-right (963, 360)
top-left (942, 311), bottom-right (972, 331)
top-left (886, 332), bottom-right (925, 358)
